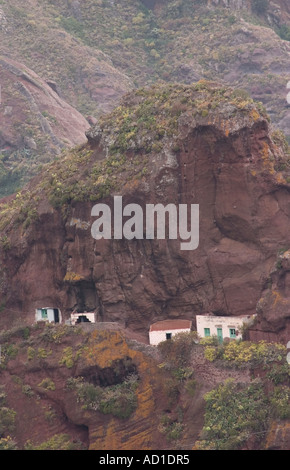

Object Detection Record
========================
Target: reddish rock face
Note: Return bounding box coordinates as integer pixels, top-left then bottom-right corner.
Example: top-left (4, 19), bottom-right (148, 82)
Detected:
top-left (1, 83), bottom-right (290, 343)
top-left (0, 56), bottom-right (89, 150)
top-left (0, 55), bottom-right (90, 195)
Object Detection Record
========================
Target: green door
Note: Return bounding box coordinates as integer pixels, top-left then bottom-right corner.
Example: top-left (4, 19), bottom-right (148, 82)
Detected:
top-left (217, 328), bottom-right (223, 343)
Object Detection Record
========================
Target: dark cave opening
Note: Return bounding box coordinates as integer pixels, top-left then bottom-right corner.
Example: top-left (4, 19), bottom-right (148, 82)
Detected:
top-left (79, 356), bottom-right (138, 388)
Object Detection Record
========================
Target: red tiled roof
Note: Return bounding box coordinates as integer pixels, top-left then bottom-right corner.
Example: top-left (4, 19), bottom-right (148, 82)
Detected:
top-left (150, 319), bottom-right (192, 332)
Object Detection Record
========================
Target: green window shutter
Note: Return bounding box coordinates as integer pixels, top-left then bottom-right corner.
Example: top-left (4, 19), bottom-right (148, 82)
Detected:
top-left (204, 328), bottom-right (210, 337)
top-left (229, 328), bottom-right (236, 338)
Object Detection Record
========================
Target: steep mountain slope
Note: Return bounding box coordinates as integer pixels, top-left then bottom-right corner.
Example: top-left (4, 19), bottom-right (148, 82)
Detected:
top-left (0, 0), bottom-right (290, 197)
top-left (0, 56), bottom-right (90, 196)
top-left (0, 0), bottom-right (133, 196)
top-left (0, 1), bottom-right (133, 116)
top-left (0, 81), bottom-right (290, 344)
top-left (2, 0), bottom-right (288, 128)
top-left (1, 0), bottom-right (290, 123)
top-left (1, 0), bottom-right (290, 453)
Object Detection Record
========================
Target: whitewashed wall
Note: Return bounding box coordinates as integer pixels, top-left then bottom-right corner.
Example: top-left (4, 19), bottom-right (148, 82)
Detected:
top-left (196, 315), bottom-right (253, 340)
top-left (35, 308), bottom-right (61, 323)
top-left (149, 328), bottom-right (191, 346)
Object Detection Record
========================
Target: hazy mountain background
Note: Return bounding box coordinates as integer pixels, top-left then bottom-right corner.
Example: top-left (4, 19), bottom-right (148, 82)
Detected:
top-left (0, 0), bottom-right (289, 197)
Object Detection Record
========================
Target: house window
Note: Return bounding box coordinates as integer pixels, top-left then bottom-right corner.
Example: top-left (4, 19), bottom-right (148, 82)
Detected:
top-left (204, 328), bottom-right (210, 337)
top-left (166, 333), bottom-right (172, 340)
top-left (229, 328), bottom-right (236, 338)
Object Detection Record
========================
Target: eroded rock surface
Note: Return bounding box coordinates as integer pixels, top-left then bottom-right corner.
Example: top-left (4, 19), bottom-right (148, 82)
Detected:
top-left (0, 82), bottom-right (290, 344)
top-left (0, 56), bottom-right (90, 195)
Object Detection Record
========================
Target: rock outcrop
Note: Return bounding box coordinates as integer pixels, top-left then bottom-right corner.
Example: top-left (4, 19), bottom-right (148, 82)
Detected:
top-left (0, 56), bottom-right (89, 149)
top-left (0, 323), bottom-right (176, 450)
top-left (1, 0), bottom-right (290, 199)
top-left (0, 56), bottom-right (90, 196)
top-left (0, 321), bottom-right (260, 450)
top-left (0, 82), bottom-right (290, 344)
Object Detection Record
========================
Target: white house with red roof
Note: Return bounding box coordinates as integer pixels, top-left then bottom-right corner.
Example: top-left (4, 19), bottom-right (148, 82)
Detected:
top-left (149, 319), bottom-right (192, 345)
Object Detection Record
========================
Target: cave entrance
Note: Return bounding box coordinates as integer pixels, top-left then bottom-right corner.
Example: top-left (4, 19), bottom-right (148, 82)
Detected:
top-left (70, 312), bottom-right (96, 325)
top-left (76, 315), bottom-right (91, 324)
top-left (80, 357), bottom-right (138, 387)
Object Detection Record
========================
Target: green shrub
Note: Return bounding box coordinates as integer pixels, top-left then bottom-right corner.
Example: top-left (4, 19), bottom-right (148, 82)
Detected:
top-left (163, 377), bottom-right (180, 406)
top-left (3, 344), bottom-right (18, 361)
top-left (159, 414), bottom-right (184, 441)
top-left (72, 373), bottom-right (139, 419)
top-left (77, 382), bottom-right (103, 408)
top-left (277, 25), bottom-right (290, 42)
top-left (158, 331), bottom-right (198, 376)
top-left (27, 347), bottom-right (36, 361)
top-left (59, 347), bottom-right (77, 368)
top-left (25, 433), bottom-right (85, 450)
top-left (38, 378), bottom-right (56, 391)
top-left (99, 386), bottom-right (138, 419)
top-left (197, 379), bottom-right (269, 450)
top-left (22, 384), bottom-right (34, 398)
top-left (270, 386), bottom-right (290, 419)
top-left (0, 385), bottom-right (6, 403)
top-left (203, 339), bottom-right (286, 368)
top-left (267, 364), bottom-right (290, 385)
top-left (0, 407), bottom-right (16, 436)
top-left (21, 327), bottom-right (30, 340)
top-left (37, 347), bottom-right (51, 359)
top-left (41, 324), bottom-right (79, 343)
top-left (204, 345), bottom-right (220, 362)
top-left (0, 436), bottom-right (18, 450)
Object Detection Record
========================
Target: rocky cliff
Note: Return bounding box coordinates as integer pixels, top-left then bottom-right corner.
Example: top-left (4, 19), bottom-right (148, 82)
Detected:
top-left (0, 321), bottom-right (289, 450)
top-left (1, 0), bottom-right (290, 198)
top-left (0, 323), bottom-right (175, 450)
top-left (0, 81), bottom-right (290, 345)
top-left (0, 56), bottom-right (90, 196)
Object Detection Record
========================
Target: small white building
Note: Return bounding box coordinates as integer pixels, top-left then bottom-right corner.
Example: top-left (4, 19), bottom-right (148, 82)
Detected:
top-left (35, 307), bottom-right (62, 324)
top-left (196, 314), bottom-right (255, 343)
top-left (149, 319), bottom-right (192, 346)
top-left (70, 312), bottom-right (96, 325)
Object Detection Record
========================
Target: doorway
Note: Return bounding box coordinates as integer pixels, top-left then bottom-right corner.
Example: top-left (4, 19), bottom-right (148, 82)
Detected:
top-left (217, 328), bottom-right (223, 343)
top-left (53, 309), bottom-right (60, 323)
top-left (76, 315), bottom-right (91, 324)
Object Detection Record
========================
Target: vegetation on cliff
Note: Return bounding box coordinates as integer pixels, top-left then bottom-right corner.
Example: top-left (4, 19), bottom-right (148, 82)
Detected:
top-left (1, 80), bottom-right (287, 234)
top-left (0, 0), bottom-right (290, 452)
top-left (0, 322), bottom-right (289, 450)
top-left (0, 0), bottom-right (290, 197)
top-left (157, 332), bottom-right (290, 450)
